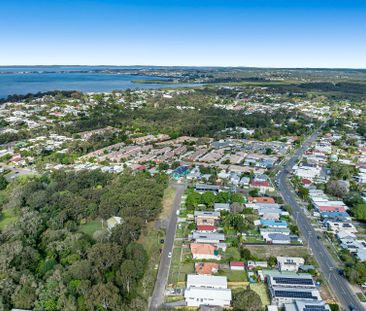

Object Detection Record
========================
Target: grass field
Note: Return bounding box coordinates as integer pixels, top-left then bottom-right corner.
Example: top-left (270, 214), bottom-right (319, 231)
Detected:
top-left (0, 208), bottom-right (18, 230)
top-left (245, 245), bottom-right (310, 259)
top-left (250, 283), bottom-right (270, 306)
top-left (216, 270), bottom-right (248, 282)
top-left (137, 223), bottom-right (164, 298)
top-left (79, 219), bottom-right (103, 237)
top-left (160, 186), bottom-right (177, 220)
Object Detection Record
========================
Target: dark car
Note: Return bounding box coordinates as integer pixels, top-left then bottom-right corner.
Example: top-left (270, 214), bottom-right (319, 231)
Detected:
top-left (349, 305), bottom-right (356, 311)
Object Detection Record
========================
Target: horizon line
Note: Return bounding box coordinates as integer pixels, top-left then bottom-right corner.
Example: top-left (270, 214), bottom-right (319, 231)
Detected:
top-left (0, 64), bottom-right (366, 70)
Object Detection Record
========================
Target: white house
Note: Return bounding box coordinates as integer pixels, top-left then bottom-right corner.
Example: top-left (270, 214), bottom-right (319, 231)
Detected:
top-left (284, 300), bottom-right (331, 311)
top-left (184, 275), bottom-right (232, 307)
top-left (277, 257), bottom-right (305, 272)
top-left (106, 216), bottom-right (123, 231)
top-left (230, 261), bottom-right (245, 271)
top-left (214, 203), bottom-right (230, 212)
top-left (192, 232), bottom-right (225, 244)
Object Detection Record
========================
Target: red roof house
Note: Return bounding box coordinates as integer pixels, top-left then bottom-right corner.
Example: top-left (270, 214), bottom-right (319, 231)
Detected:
top-left (196, 225), bottom-right (217, 232)
top-left (250, 180), bottom-right (270, 188)
top-left (230, 261), bottom-right (245, 271)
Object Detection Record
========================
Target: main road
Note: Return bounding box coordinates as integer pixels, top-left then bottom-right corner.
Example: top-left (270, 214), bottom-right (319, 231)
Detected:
top-left (276, 129), bottom-right (363, 310)
top-left (149, 183), bottom-right (186, 311)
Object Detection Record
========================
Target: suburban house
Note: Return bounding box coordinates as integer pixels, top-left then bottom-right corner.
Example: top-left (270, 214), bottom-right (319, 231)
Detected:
top-left (250, 180), bottom-right (273, 193)
top-left (230, 261), bottom-right (245, 271)
top-left (106, 216), bottom-right (123, 231)
top-left (195, 211), bottom-right (220, 226)
top-left (246, 261), bottom-right (268, 270)
top-left (214, 203), bottom-right (230, 212)
top-left (264, 233), bottom-right (292, 244)
top-left (284, 300), bottom-right (331, 311)
top-left (256, 220), bottom-right (288, 228)
top-left (195, 262), bottom-right (219, 275)
top-left (248, 196), bottom-right (275, 204)
top-left (260, 227), bottom-right (291, 237)
top-left (326, 221), bottom-right (357, 234)
top-left (195, 183), bottom-right (220, 193)
top-left (192, 232), bottom-right (225, 244)
top-left (191, 243), bottom-right (221, 260)
top-left (196, 225), bottom-right (217, 233)
top-left (264, 270), bottom-right (321, 306)
top-left (356, 249), bottom-right (366, 261)
top-left (239, 176), bottom-right (250, 186)
top-left (184, 274), bottom-right (232, 307)
top-left (257, 207), bottom-right (286, 221)
top-left (277, 257), bottom-right (305, 272)
top-left (320, 211), bottom-right (351, 221)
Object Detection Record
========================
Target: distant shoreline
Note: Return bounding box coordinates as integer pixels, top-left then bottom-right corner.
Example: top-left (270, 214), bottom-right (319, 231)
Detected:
top-left (131, 79), bottom-right (181, 84)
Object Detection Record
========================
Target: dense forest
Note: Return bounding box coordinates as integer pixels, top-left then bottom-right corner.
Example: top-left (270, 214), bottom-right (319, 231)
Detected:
top-left (0, 170), bottom-right (168, 311)
top-left (57, 104), bottom-right (315, 142)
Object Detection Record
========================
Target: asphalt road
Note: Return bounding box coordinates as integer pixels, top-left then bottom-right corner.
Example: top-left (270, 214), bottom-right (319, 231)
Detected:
top-left (276, 129), bottom-right (364, 311)
top-left (0, 162), bottom-right (37, 181)
top-left (149, 183), bottom-right (185, 311)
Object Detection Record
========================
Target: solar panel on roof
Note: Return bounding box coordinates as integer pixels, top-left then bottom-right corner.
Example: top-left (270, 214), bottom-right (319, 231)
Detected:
top-left (274, 290), bottom-right (316, 299)
top-left (304, 307), bottom-right (327, 311)
top-left (273, 277), bottom-right (314, 285)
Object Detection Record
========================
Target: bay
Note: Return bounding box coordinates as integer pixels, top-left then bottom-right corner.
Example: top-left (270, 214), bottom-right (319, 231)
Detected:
top-left (0, 66), bottom-right (199, 99)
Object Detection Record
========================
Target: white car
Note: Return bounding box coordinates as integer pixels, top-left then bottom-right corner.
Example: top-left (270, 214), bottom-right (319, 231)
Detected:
top-left (168, 252), bottom-right (172, 258)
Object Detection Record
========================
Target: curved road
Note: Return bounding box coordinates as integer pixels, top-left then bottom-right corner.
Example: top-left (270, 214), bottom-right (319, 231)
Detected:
top-left (276, 129), bottom-right (363, 311)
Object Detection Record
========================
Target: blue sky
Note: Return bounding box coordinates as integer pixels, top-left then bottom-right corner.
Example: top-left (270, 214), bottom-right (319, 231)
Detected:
top-left (1, 0), bottom-right (365, 67)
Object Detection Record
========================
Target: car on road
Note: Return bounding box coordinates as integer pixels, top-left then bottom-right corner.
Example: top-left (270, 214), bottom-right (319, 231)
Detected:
top-left (349, 305), bottom-right (356, 311)
top-left (168, 252), bottom-right (172, 258)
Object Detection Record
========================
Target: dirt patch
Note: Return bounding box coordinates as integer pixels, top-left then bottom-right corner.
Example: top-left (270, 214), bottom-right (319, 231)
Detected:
top-left (159, 185), bottom-right (177, 221)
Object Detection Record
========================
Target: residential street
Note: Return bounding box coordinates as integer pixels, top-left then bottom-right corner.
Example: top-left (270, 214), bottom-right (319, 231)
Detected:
top-left (276, 129), bottom-right (364, 311)
top-left (149, 183), bottom-right (185, 311)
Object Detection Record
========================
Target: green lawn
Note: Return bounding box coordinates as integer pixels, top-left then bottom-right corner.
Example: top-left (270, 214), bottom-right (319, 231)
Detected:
top-left (216, 270), bottom-right (248, 282)
top-left (245, 236), bottom-right (265, 243)
top-left (168, 244), bottom-right (183, 285)
top-left (250, 283), bottom-right (270, 306)
top-left (357, 292), bottom-right (366, 302)
top-left (137, 225), bottom-right (164, 299)
top-left (178, 262), bottom-right (194, 282)
top-left (79, 219), bottom-right (103, 237)
top-left (0, 208), bottom-right (18, 230)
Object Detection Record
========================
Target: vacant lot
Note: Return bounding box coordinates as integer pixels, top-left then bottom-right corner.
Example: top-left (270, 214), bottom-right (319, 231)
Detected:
top-left (245, 245), bottom-right (310, 259)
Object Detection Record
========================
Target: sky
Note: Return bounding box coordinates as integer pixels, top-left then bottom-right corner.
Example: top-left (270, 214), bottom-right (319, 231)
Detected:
top-left (1, 0), bottom-right (366, 68)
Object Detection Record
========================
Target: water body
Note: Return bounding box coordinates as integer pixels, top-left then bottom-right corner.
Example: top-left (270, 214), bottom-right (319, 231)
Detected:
top-left (0, 66), bottom-right (199, 99)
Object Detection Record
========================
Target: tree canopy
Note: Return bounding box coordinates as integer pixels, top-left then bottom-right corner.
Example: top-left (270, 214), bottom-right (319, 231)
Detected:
top-left (0, 170), bottom-right (167, 311)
